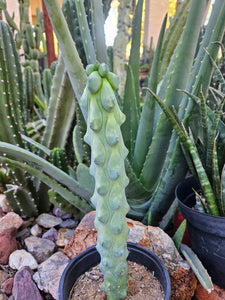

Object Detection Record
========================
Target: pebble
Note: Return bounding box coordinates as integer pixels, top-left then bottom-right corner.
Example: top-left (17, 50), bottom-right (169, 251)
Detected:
top-left (9, 249), bottom-right (38, 270)
top-left (0, 212), bottom-right (23, 234)
top-left (56, 228), bottom-right (74, 247)
top-left (2, 278), bottom-right (14, 295)
top-left (0, 194), bottom-right (11, 213)
top-left (16, 227), bottom-right (31, 240)
top-left (0, 293), bottom-right (8, 300)
top-left (12, 267), bottom-right (43, 300)
top-left (33, 252), bottom-right (69, 299)
top-left (0, 271), bottom-right (10, 288)
top-left (0, 227), bottom-right (17, 264)
top-left (42, 227), bottom-right (58, 242)
top-left (53, 207), bottom-right (73, 219)
top-left (30, 224), bottom-right (42, 237)
top-left (36, 213), bottom-right (62, 228)
top-left (59, 219), bottom-right (78, 229)
top-left (24, 236), bottom-right (55, 264)
top-left (0, 208), bottom-right (4, 218)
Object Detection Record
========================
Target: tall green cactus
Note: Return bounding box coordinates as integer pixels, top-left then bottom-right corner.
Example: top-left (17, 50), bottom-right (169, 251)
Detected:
top-left (81, 62), bottom-right (130, 299)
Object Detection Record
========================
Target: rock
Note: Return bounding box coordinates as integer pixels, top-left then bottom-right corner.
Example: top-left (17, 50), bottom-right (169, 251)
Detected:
top-left (0, 271), bottom-right (10, 288)
top-left (35, 213), bottom-right (62, 228)
top-left (64, 211), bottom-right (197, 300)
top-left (0, 208), bottom-right (4, 218)
top-left (56, 228), bottom-right (74, 247)
top-left (9, 249), bottom-right (38, 270)
top-left (30, 224), bottom-right (42, 237)
top-left (0, 194), bottom-right (11, 213)
top-left (0, 292), bottom-right (8, 300)
top-left (2, 277), bottom-right (14, 295)
top-left (64, 211), bottom-right (97, 258)
top-left (42, 227), bottom-right (58, 242)
top-left (33, 252), bottom-right (69, 299)
top-left (0, 212), bottom-right (23, 234)
top-left (20, 218), bottom-right (35, 229)
top-left (0, 227), bottom-right (17, 264)
top-left (24, 236), bottom-right (55, 264)
top-left (59, 219), bottom-right (79, 229)
top-left (12, 266), bottom-right (43, 300)
top-left (53, 207), bottom-right (73, 219)
top-left (16, 228), bottom-right (31, 240)
top-left (194, 282), bottom-right (225, 300)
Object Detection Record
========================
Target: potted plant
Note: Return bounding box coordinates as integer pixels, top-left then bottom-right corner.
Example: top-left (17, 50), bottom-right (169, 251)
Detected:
top-left (146, 50), bottom-right (225, 288)
top-left (59, 242), bottom-right (171, 299)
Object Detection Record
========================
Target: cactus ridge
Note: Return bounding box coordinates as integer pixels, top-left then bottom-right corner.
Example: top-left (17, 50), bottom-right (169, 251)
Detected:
top-left (0, 21), bottom-right (25, 147)
top-left (83, 62), bottom-right (130, 298)
top-left (49, 147), bottom-right (70, 174)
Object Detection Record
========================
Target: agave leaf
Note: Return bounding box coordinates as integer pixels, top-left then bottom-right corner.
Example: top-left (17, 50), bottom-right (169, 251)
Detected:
top-left (121, 65), bottom-right (139, 160)
top-left (21, 134), bottom-right (51, 156)
top-left (159, 199), bottom-right (179, 231)
top-left (133, 14), bottom-right (167, 175)
top-left (172, 219), bottom-right (187, 250)
top-left (205, 47), bottom-right (225, 93)
top-left (43, 0), bottom-right (87, 120)
top-left (139, 0), bottom-right (208, 191)
top-left (0, 155), bottom-right (93, 213)
top-left (90, 0), bottom-right (107, 63)
top-left (128, 0), bottom-right (144, 106)
top-left (180, 243), bottom-right (214, 293)
top-left (124, 158), bottom-right (149, 199)
top-left (75, 0), bottom-right (96, 64)
top-left (0, 142), bottom-right (92, 201)
top-left (144, 136), bottom-right (188, 225)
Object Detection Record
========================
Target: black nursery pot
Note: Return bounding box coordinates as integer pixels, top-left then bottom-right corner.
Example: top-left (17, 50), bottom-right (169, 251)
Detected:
top-left (175, 176), bottom-right (225, 289)
top-left (58, 242), bottom-right (171, 300)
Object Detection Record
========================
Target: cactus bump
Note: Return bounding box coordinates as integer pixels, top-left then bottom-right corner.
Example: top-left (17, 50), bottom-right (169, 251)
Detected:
top-left (82, 62), bottom-right (130, 299)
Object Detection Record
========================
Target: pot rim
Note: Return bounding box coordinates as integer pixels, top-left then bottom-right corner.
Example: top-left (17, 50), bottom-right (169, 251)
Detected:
top-left (176, 176), bottom-right (225, 235)
top-left (59, 242), bottom-right (171, 300)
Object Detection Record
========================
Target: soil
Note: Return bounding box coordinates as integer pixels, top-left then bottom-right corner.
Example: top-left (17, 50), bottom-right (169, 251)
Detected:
top-left (69, 260), bottom-right (165, 300)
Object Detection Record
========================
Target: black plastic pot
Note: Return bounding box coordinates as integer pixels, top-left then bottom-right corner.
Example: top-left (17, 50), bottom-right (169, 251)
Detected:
top-left (175, 176), bottom-right (225, 289)
top-left (58, 242), bottom-right (171, 299)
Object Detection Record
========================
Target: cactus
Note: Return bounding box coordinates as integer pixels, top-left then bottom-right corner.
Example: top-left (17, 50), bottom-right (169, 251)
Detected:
top-left (48, 147), bottom-right (85, 216)
top-left (81, 62), bottom-right (130, 299)
top-left (0, 20), bottom-right (50, 216)
top-left (42, 68), bottom-right (53, 105)
top-left (62, 0), bottom-right (88, 66)
top-left (49, 147), bottom-right (69, 174)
